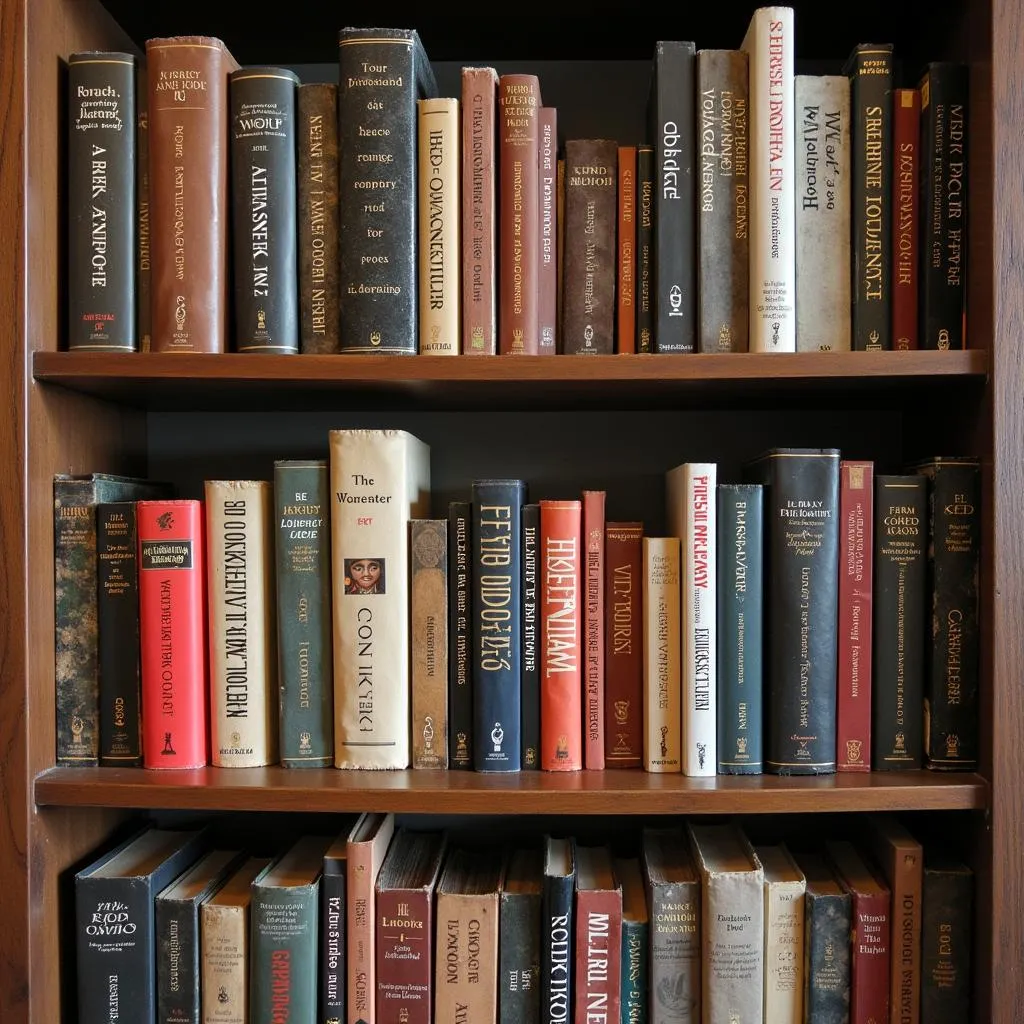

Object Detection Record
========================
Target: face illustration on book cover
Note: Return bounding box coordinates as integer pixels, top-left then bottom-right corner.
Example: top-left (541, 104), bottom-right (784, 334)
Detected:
top-left (344, 556), bottom-right (385, 595)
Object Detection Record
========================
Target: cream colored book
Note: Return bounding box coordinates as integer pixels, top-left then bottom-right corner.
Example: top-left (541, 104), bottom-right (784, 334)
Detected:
top-left (756, 843), bottom-right (806, 1023)
top-left (418, 97), bottom-right (460, 354)
top-left (205, 479), bottom-right (278, 767)
top-left (642, 536), bottom-right (681, 772)
top-left (330, 429), bottom-right (431, 768)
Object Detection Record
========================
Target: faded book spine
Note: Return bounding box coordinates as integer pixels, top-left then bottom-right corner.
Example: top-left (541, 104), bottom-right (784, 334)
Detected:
top-left (647, 874), bottom-right (700, 1024)
top-left (448, 500), bottom-right (473, 768)
top-left (410, 519), bottom-right (448, 768)
top-left (583, 491), bottom-right (606, 768)
top-left (635, 146), bottom-right (654, 353)
top-left (500, 880), bottom-right (542, 1024)
top-left (540, 108), bottom-right (559, 354)
top-left (604, 523), bottom-right (643, 767)
top-left (136, 66), bottom-right (152, 350)
top-left (921, 861), bottom-right (973, 1023)
top-left (892, 88), bottom-right (920, 350)
top-left (436, 889), bottom-right (500, 1024)
top-left (803, 879), bottom-right (852, 1024)
top-left (617, 145), bottom-right (637, 353)
top-left (202, 900), bottom-right (252, 1024)
top-left (522, 502), bottom-right (541, 769)
top-left (643, 537), bottom-right (681, 773)
top-left (376, 885), bottom-right (436, 1024)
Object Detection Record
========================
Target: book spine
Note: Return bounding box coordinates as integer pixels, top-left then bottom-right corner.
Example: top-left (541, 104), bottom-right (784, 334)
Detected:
top-left (573, 888), bottom-right (622, 1024)
top-left (436, 892), bottom-right (500, 1024)
top-left (201, 903), bottom-right (248, 1024)
top-left (522, 503), bottom-right (541, 769)
top-left (648, 879), bottom-right (700, 1024)
top-left (742, 8), bottom-right (797, 351)
top-left (921, 866), bottom-right (973, 1023)
top-left (717, 484), bottom-right (764, 774)
top-left (651, 41), bottom-right (696, 353)
top-left (919, 64), bottom-right (969, 350)
top-left (635, 146), bottom-right (654, 353)
top-left (461, 68), bottom-right (498, 354)
top-left (617, 145), bottom-right (636, 353)
top-left (849, 890), bottom-right (890, 1024)
top-left (583, 491), bottom-right (606, 768)
top-left (137, 66), bottom-right (152, 351)
top-left (804, 890), bottom-right (852, 1024)
top-left (872, 476), bottom-right (928, 769)
top-left (500, 890), bottom-right (542, 1024)
top-left (157, 900), bottom-right (200, 1024)
top-left (205, 480), bottom-right (278, 767)
top-left (702, 867), bottom-right (764, 1022)
top-left (541, 871), bottom-right (574, 1024)
top-left (892, 88), bottom-right (920, 350)
top-left (473, 480), bottom-right (525, 771)
top-left (68, 52), bottom-right (136, 351)
top-left (539, 108), bottom-right (559, 354)
top-left (642, 537), bottom-right (681, 773)
top-left (697, 49), bottom-right (750, 352)
top-left (252, 883), bottom-right (319, 1024)
top-left (410, 519), bottom-right (449, 768)
top-left (138, 499), bottom-right (208, 768)
top-left (230, 69), bottom-right (298, 353)
top-left (274, 461), bottom-right (333, 767)
top-left (499, 74), bottom-right (541, 354)
top-left (417, 98), bottom-right (460, 354)
top-left (795, 75), bottom-right (851, 351)
top-left (604, 523), bottom-right (643, 768)
top-left (540, 500), bottom-right (583, 770)
top-left (321, 866), bottom-right (346, 1024)
top-left (97, 502), bottom-right (143, 766)
top-left (297, 83), bottom-right (341, 353)
top-left (376, 888), bottom-right (433, 1024)
top-left (448, 501), bottom-right (473, 768)
top-left (146, 37), bottom-right (236, 352)
top-left (837, 461), bottom-right (874, 772)
top-left (557, 156), bottom-right (566, 348)
top-left (847, 45), bottom-right (894, 350)
top-left (764, 880), bottom-right (804, 1024)
top-left (620, 918), bottom-right (646, 1024)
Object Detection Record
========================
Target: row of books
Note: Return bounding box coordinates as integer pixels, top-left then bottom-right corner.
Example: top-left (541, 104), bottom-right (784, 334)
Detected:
top-left (53, 431), bottom-right (981, 776)
top-left (74, 811), bottom-right (972, 1024)
top-left (66, 8), bottom-right (969, 358)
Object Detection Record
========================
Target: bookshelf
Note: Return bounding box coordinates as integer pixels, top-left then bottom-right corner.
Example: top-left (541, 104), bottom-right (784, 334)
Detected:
top-left (0, 1), bottom-right (1019, 1023)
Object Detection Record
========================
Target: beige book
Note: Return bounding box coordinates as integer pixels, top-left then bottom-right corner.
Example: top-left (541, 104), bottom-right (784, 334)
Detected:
top-left (330, 429), bottom-right (431, 768)
top-left (205, 479), bottom-right (278, 766)
top-left (410, 519), bottom-right (448, 768)
top-left (688, 821), bottom-right (765, 1024)
top-left (200, 856), bottom-right (273, 1024)
top-left (756, 844), bottom-right (806, 1023)
top-left (643, 537), bottom-right (681, 772)
top-left (418, 97), bottom-right (460, 354)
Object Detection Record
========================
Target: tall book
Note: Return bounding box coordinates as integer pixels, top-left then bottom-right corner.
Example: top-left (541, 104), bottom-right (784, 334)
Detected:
top-left (448, 500), bottom-right (473, 768)
top-left (522, 502), bottom-right (541, 768)
top-left (717, 484), bottom-right (763, 774)
top-left (635, 145), bottom-right (654, 353)
top-left (337, 28), bottom-right (437, 353)
top-left (473, 479), bottom-right (526, 771)
top-left (296, 82), bottom-right (340, 353)
top-left (205, 480), bottom-right (278, 767)
top-left (746, 449), bottom-right (840, 773)
top-left (540, 108), bottom-right (559, 354)
top-left (67, 51), bottom-right (136, 351)
top-left (321, 835), bottom-right (347, 1024)
top-left (616, 144), bottom-right (636, 353)
top-left (741, 6), bottom-right (797, 352)
top-left (892, 88), bottom-right (921, 350)
top-left (274, 460), bottom-right (333, 767)
top-left (642, 537), bottom-right (681, 773)
top-left (417, 97), bottom-right (460, 354)
top-left (920, 858), bottom-right (973, 1023)
top-left (410, 518), bottom-right (448, 768)
top-left (573, 846), bottom-right (622, 1024)
top-left (756, 844), bottom-right (805, 1024)
top-left (136, 65), bottom-right (152, 350)
top-left (330, 429), bottom-right (431, 768)
top-left (461, 67), bottom-right (499, 355)
top-left (500, 847), bottom-right (543, 1024)
top-left (146, 36), bottom-right (239, 352)
top-left (844, 43), bottom-right (895, 350)
top-left (583, 490), bottom-right (606, 768)
top-left (542, 836), bottom-right (576, 1024)
top-left (604, 522), bottom-right (643, 768)
top-left (615, 857), bottom-right (648, 1024)
top-left (912, 456), bottom-right (981, 769)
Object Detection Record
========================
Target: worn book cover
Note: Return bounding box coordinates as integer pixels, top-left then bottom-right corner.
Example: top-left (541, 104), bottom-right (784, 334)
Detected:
top-left (573, 846), bottom-right (622, 1024)
top-left (757, 844), bottom-right (805, 1024)
top-left (643, 537), bottom-right (681, 773)
top-left (410, 518), bottom-right (448, 768)
top-left (500, 847), bottom-right (542, 1024)
top-left (616, 857), bottom-right (648, 1024)
top-left (921, 857), bottom-right (973, 1023)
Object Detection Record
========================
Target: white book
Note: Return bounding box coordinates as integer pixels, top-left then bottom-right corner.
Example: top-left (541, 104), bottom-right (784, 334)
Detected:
top-left (642, 537), bottom-right (681, 773)
top-left (330, 429), bottom-right (431, 768)
top-left (742, 6), bottom-right (797, 352)
top-left (795, 75), bottom-right (851, 351)
top-left (666, 462), bottom-right (717, 776)
top-left (756, 844), bottom-right (806, 1023)
top-left (205, 479), bottom-right (278, 767)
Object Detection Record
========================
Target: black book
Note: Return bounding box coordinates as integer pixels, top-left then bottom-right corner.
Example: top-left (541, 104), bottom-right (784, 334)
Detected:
top-left (500, 847), bottom-right (543, 1024)
top-left (337, 27), bottom-right (438, 353)
top-left (230, 67), bottom-right (299, 353)
top-left (844, 43), bottom-right (895, 350)
top-left (541, 836), bottom-right (575, 1024)
top-left (320, 834), bottom-right (346, 1024)
top-left (521, 502), bottom-right (540, 769)
top-left (448, 500), bottom-right (473, 769)
top-left (873, 475), bottom-right (928, 768)
top-left (67, 51), bottom-right (136, 351)
top-left (635, 145), bottom-right (655, 353)
top-left (921, 857), bottom-right (973, 1022)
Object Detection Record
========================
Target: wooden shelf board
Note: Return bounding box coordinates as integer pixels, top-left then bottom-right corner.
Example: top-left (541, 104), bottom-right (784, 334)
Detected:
top-left (33, 767), bottom-right (989, 815)
top-left (32, 351), bottom-right (989, 411)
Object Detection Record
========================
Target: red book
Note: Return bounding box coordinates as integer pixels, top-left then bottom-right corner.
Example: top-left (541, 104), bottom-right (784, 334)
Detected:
top-left (604, 522), bottom-right (643, 767)
top-left (583, 491), bottom-right (606, 768)
top-left (574, 846), bottom-right (622, 1024)
top-left (617, 145), bottom-right (636, 353)
top-left (837, 461), bottom-right (874, 771)
top-left (540, 499), bottom-right (583, 770)
top-left (892, 88), bottom-right (920, 350)
top-left (137, 499), bottom-right (208, 768)
top-left (539, 106), bottom-right (558, 354)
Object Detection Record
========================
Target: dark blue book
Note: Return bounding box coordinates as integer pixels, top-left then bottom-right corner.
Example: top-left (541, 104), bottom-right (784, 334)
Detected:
top-left (472, 479), bottom-right (526, 772)
top-left (716, 484), bottom-right (764, 774)
top-left (542, 836), bottom-right (575, 1024)
top-left (521, 503), bottom-right (540, 769)
top-left (615, 858), bottom-right (648, 1024)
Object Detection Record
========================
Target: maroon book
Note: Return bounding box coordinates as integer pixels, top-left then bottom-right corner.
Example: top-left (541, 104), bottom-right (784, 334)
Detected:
top-left (574, 846), bottom-right (622, 1024)
top-left (583, 491), bottom-right (606, 769)
top-left (604, 522), bottom-right (643, 767)
top-left (892, 88), bottom-right (920, 350)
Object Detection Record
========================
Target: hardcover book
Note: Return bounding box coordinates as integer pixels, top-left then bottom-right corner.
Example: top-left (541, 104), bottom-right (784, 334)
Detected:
top-left (635, 146), bottom-right (654, 353)
top-left (136, 66), bottom-right (152, 350)
top-left (892, 88), bottom-right (920, 350)
top-left (642, 537), bottom-right (681, 773)
top-left (583, 490), bottom-right (606, 768)
top-left (573, 846), bottom-right (622, 1024)
top-left (522, 502), bottom-right (541, 768)
top-left (500, 847), bottom-right (543, 1024)
top-left (321, 834), bottom-right (347, 1024)
top-left (410, 518), bottom-right (448, 768)
top-left (616, 144), bottom-right (637, 354)
top-left (921, 857), bottom-right (973, 1023)
top-left (540, 108), bottom-right (559, 354)
top-left (757, 844), bottom-right (805, 1024)
top-left (448, 500), bottom-right (473, 768)
top-left (604, 522), bottom-right (643, 767)
top-left (615, 857), bottom-right (648, 1024)
top-left (542, 836), bottom-right (576, 1024)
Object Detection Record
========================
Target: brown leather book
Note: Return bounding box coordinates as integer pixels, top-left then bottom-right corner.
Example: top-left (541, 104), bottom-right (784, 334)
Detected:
top-left (146, 36), bottom-right (238, 352)
top-left (617, 145), bottom-right (636, 353)
top-left (604, 522), bottom-right (643, 767)
top-left (539, 107), bottom-right (558, 354)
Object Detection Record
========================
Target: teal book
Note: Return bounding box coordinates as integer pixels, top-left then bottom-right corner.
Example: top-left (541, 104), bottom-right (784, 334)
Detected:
top-left (616, 857), bottom-right (648, 1024)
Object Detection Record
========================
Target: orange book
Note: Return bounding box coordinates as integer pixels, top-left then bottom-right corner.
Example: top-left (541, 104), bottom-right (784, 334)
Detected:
top-left (540, 499), bottom-right (582, 769)
top-left (617, 145), bottom-right (637, 353)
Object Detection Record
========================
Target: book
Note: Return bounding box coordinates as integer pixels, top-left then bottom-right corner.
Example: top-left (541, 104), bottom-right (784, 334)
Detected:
top-left (410, 518), bottom-right (448, 768)
top-left (522, 502), bottom-right (541, 769)
top-left (540, 108), bottom-right (559, 354)
top-left (642, 537), bottom-right (681, 773)
top-left (321, 835), bottom-right (347, 1024)
top-left (635, 145), bottom-right (654, 353)
top-left (757, 844), bottom-right (805, 1023)
top-left (583, 490), bottom-right (606, 768)
top-left (448, 500), bottom-right (473, 768)
top-left (921, 858), bottom-right (973, 1023)
top-left (892, 88), bottom-right (920, 350)
top-left (542, 836), bottom-right (576, 1024)
top-left (500, 847), bottom-right (543, 1024)
top-left (136, 65), bottom-right (152, 350)
top-left (616, 144), bottom-right (636, 353)
top-left (615, 857), bottom-right (648, 1024)
top-left (573, 846), bottom-right (622, 1024)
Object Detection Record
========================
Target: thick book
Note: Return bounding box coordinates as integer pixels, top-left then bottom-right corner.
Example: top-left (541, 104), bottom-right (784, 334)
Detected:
top-left (472, 479), bottom-right (526, 771)
top-left (522, 502), bottom-right (541, 769)
top-left (746, 449), bottom-right (841, 774)
top-left (296, 82), bottom-right (340, 353)
top-left (635, 145), bottom-right (654, 353)
top-left (716, 484), bottom-right (764, 774)
top-left (76, 827), bottom-right (207, 1024)
top-left (542, 836), bottom-right (576, 1024)
top-left (540, 108), bottom-right (559, 354)
top-left (892, 88), bottom-right (920, 350)
top-left (615, 857), bottom-right (648, 1024)
top-left (920, 858), bottom-right (973, 1023)
top-left (757, 844), bottom-right (805, 1024)
top-left (410, 518), bottom-right (448, 768)
top-left (912, 456), bottom-right (981, 768)
top-left (583, 490), bottom-right (606, 768)
top-left (230, 68), bottom-right (298, 353)
top-left (136, 66), bottom-right (152, 350)
top-left (146, 36), bottom-right (239, 352)
top-left (573, 846), bottom-right (622, 1024)
top-left (448, 500), bottom-right (473, 768)
top-left (67, 51), bottom-right (136, 351)
top-left (642, 537), bottom-right (681, 773)
top-left (274, 460), bottom-right (333, 767)
top-left (616, 145), bottom-right (636, 353)
top-left (873, 475), bottom-right (927, 768)
top-left (330, 429), bottom-right (431, 768)
top-left (337, 28), bottom-right (437, 353)
top-left (205, 480), bottom-right (278, 767)
top-left (500, 847), bottom-right (543, 1024)
top-left (604, 522), bottom-right (643, 767)
top-left (321, 835), bottom-right (347, 1024)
